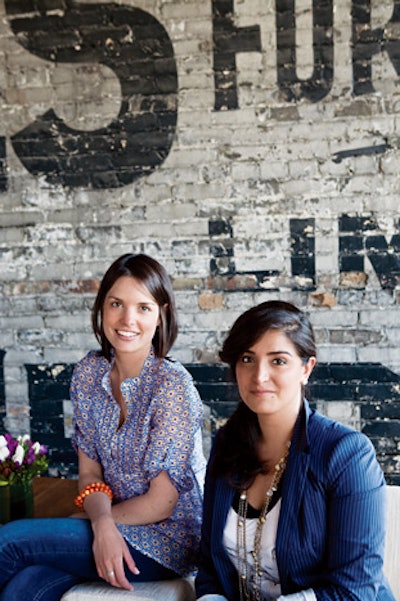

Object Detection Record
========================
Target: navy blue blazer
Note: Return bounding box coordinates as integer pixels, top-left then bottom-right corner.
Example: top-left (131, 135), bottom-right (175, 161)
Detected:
top-left (195, 401), bottom-right (395, 601)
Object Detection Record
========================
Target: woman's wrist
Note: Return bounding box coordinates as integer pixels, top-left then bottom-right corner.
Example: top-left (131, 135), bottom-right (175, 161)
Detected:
top-left (90, 512), bottom-right (116, 533)
top-left (74, 481), bottom-right (113, 511)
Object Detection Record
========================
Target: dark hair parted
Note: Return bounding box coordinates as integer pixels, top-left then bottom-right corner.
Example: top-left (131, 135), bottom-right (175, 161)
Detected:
top-left (212, 301), bottom-right (316, 489)
top-left (92, 253), bottom-right (178, 361)
top-left (219, 300), bottom-right (316, 374)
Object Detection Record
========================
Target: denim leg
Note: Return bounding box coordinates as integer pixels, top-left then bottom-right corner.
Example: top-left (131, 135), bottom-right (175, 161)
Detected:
top-left (0, 517), bottom-right (99, 598)
top-left (0, 517), bottom-right (179, 600)
top-left (0, 565), bottom-right (81, 601)
top-left (131, 553), bottom-right (179, 582)
top-left (0, 561), bottom-right (178, 601)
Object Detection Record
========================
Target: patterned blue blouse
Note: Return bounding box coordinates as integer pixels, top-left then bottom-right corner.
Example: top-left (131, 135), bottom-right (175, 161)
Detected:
top-left (70, 347), bottom-right (206, 576)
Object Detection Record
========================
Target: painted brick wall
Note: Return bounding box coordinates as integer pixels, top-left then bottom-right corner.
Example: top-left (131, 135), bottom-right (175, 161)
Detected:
top-left (25, 360), bottom-right (400, 484)
top-left (0, 1), bottom-right (400, 480)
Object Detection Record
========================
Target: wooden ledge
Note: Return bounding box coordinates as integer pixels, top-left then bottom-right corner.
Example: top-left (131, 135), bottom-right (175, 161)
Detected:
top-left (33, 477), bottom-right (78, 518)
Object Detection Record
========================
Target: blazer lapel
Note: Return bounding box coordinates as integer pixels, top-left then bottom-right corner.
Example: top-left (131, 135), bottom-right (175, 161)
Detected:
top-left (276, 403), bottom-right (311, 584)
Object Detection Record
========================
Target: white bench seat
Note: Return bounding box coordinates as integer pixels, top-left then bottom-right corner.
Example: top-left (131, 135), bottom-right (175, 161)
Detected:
top-left (61, 577), bottom-right (195, 601)
top-left (384, 485), bottom-right (400, 600)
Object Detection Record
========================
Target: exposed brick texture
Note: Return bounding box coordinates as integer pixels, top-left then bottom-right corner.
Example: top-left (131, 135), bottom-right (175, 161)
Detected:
top-left (25, 361), bottom-right (400, 485)
top-left (0, 0), bottom-right (399, 472)
top-left (0, 351), bottom-right (5, 427)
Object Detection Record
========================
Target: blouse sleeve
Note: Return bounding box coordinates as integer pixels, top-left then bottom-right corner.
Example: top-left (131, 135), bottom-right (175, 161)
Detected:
top-left (70, 356), bottom-right (101, 463)
top-left (142, 364), bottom-right (204, 493)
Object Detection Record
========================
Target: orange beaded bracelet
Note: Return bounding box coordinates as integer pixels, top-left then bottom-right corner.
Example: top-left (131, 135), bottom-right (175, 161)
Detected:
top-left (74, 482), bottom-right (113, 511)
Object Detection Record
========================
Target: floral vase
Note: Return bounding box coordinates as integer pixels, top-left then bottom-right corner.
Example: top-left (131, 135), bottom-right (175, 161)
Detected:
top-left (0, 479), bottom-right (34, 524)
top-left (0, 481), bottom-right (10, 524)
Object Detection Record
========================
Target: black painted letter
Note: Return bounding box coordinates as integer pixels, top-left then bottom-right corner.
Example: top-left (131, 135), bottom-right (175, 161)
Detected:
top-left (6, 1), bottom-right (178, 188)
top-left (212, 0), bottom-right (261, 110)
top-left (290, 218), bottom-right (316, 288)
top-left (339, 214), bottom-right (400, 290)
top-left (276, 0), bottom-right (334, 102)
top-left (352, 0), bottom-right (400, 95)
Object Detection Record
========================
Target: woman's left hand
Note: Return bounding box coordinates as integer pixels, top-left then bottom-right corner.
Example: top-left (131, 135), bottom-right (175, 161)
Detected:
top-left (91, 514), bottom-right (139, 590)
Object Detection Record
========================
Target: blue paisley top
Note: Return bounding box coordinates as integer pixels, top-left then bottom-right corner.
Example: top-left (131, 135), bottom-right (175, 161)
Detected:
top-left (70, 347), bottom-right (206, 576)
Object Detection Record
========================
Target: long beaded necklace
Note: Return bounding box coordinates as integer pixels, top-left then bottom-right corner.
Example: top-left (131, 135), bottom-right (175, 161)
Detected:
top-left (236, 443), bottom-right (291, 601)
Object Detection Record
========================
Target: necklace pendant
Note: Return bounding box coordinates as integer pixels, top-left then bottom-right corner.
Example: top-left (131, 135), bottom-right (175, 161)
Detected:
top-left (237, 445), bottom-right (291, 601)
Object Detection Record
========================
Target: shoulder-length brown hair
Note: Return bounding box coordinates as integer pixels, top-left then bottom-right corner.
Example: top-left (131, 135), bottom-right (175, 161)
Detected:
top-left (213, 300), bottom-right (316, 489)
top-left (92, 253), bottom-right (178, 361)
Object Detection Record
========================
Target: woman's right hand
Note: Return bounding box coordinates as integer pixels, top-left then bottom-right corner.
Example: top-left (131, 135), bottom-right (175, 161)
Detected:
top-left (76, 450), bottom-right (139, 589)
top-left (91, 514), bottom-right (139, 590)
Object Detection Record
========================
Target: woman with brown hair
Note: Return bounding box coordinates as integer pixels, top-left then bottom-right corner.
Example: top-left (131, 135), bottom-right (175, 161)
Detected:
top-left (0, 253), bottom-right (205, 600)
top-left (196, 300), bottom-right (393, 601)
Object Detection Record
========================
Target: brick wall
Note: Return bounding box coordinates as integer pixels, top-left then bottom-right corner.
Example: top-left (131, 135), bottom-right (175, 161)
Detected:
top-left (0, 1), bottom-right (399, 477)
top-left (25, 361), bottom-right (400, 484)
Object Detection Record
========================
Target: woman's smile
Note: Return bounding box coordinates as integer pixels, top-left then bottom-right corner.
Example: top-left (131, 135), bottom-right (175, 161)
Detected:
top-left (250, 386), bottom-right (276, 395)
top-left (115, 329), bottom-right (139, 340)
top-left (102, 275), bottom-right (160, 361)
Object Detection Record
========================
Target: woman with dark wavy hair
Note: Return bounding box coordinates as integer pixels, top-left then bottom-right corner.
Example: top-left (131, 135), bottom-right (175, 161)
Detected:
top-left (196, 300), bottom-right (394, 601)
top-left (0, 253), bottom-right (205, 600)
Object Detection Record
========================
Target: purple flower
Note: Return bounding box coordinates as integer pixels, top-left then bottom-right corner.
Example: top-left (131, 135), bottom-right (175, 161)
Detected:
top-left (0, 433), bottom-right (48, 484)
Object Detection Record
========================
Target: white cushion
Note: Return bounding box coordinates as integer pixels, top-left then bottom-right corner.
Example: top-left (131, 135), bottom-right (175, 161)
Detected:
top-left (384, 485), bottom-right (400, 600)
top-left (61, 578), bottom-right (195, 601)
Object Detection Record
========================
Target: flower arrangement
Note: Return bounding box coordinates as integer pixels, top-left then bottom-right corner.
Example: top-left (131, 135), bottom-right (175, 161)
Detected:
top-left (0, 433), bottom-right (48, 484)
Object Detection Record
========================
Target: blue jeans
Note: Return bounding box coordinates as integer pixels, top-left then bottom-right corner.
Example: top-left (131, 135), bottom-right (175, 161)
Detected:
top-left (0, 518), bottom-right (178, 601)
